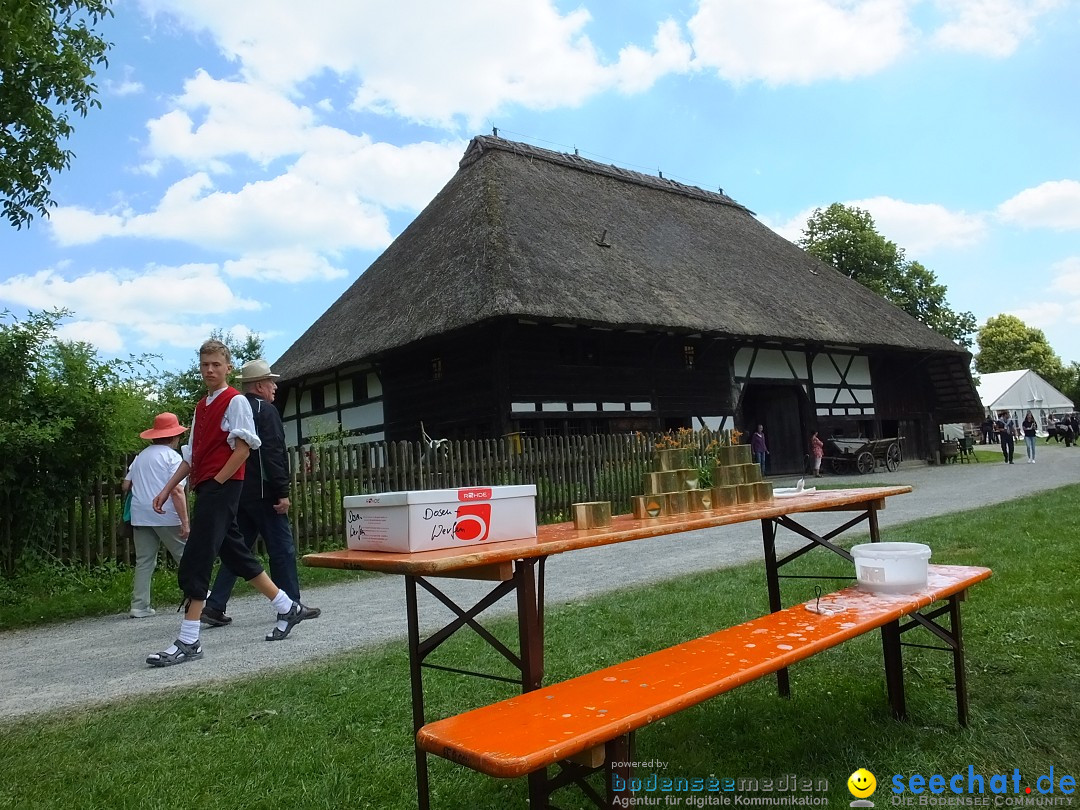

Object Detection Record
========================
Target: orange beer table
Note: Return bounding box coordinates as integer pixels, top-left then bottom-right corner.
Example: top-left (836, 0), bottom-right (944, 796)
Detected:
top-left (304, 486), bottom-right (910, 809)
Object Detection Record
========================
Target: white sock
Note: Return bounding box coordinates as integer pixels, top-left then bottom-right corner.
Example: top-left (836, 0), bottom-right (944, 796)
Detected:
top-left (271, 589), bottom-right (293, 615)
top-left (161, 619), bottom-right (201, 656)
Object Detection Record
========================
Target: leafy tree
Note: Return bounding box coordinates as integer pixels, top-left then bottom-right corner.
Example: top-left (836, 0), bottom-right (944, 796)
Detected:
top-left (154, 329), bottom-right (265, 427)
top-left (974, 314), bottom-right (1067, 389)
top-left (1, 0), bottom-right (114, 228)
top-left (0, 309), bottom-right (152, 572)
top-left (799, 203), bottom-right (976, 347)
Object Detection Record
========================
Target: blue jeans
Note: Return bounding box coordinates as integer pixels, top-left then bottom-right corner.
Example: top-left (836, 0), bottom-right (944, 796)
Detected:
top-left (753, 451), bottom-right (767, 476)
top-left (206, 497), bottom-right (301, 611)
top-left (1025, 435), bottom-right (1036, 460)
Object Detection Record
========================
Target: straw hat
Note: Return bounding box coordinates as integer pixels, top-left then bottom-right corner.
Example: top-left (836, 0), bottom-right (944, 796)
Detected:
top-left (240, 358), bottom-right (281, 384)
top-left (139, 412), bottom-right (188, 440)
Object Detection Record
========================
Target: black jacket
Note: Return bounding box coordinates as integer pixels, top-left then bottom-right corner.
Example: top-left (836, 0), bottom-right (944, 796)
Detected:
top-left (242, 393), bottom-right (290, 502)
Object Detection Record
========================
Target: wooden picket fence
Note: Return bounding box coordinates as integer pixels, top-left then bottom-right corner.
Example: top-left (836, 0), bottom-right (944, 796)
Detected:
top-left (19, 430), bottom-right (728, 567)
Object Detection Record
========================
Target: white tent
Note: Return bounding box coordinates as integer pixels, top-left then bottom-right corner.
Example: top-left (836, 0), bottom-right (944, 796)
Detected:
top-left (977, 369), bottom-right (1074, 430)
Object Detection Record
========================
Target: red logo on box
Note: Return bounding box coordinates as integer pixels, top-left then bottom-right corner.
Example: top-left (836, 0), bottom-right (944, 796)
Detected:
top-left (458, 488), bottom-right (492, 501)
top-left (455, 503), bottom-right (491, 541)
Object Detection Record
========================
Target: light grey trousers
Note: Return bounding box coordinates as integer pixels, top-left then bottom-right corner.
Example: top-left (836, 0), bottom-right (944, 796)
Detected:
top-left (131, 525), bottom-right (186, 612)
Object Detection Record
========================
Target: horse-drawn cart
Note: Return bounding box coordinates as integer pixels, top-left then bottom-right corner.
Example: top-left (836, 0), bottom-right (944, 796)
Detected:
top-left (825, 436), bottom-right (903, 474)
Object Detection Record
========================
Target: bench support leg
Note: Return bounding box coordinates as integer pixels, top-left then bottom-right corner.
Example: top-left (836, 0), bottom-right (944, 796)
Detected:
top-left (761, 518), bottom-right (791, 698)
top-left (606, 734), bottom-right (634, 809)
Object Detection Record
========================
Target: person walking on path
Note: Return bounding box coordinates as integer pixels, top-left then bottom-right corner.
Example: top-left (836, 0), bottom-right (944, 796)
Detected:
top-left (751, 425), bottom-right (769, 476)
top-left (145, 340), bottom-right (320, 667)
top-left (810, 431), bottom-right (824, 477)
top-left (996, 410), bottom-right (1016, 464)
top-left (1022, 412), bottom-right (1038, 464)
top-left (123, 413), bottom-right (190, 618)
top-left (202, 359), bottom-right (316, 627)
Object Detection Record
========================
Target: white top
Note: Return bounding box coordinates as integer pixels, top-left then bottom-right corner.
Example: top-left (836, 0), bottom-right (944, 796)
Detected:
top-left (125, 444), bottom-right (186, 526)
top-left (181, 386), bottom-right (261, 465)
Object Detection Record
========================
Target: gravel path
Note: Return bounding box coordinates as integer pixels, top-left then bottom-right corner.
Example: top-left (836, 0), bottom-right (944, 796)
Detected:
top-left (3, 443), bottom-right (1078, 722)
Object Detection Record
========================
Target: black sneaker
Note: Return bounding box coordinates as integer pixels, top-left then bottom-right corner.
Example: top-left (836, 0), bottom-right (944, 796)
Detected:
top-left (266, 602), bottom-right (321, 641)
top-left (201, 606), bottom-right (232, 627)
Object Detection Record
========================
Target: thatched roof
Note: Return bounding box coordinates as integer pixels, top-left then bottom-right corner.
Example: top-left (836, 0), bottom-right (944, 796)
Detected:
top-left (275, 135), bottom-right (971, 383)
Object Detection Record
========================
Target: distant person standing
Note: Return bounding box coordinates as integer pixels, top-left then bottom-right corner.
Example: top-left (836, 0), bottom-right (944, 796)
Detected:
top-left (751, 424), bottom-right (769, 476)
top-left (980, 416), bottom-right (995, 445)
top-left (995, 410), bottom-right (1016, 464)
top-left (809, 431), bottom-right (824, 478)
top-left (1022, 411), bottom-right (1038, 464)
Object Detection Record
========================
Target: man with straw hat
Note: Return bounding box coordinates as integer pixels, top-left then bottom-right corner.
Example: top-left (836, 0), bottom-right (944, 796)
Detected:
top-left (123, 413), bottom-right (190, 618)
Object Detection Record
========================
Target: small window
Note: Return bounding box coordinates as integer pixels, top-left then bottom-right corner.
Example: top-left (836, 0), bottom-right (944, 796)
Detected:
top-left (684, 344), bottom-right (696, 370)
top-left (430, 356), bottom-right (443, 381)
top-left (310, 386), bottom-right (325, 412)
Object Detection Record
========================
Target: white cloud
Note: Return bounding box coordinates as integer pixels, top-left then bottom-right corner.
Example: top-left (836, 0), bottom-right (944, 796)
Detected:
top-left (1050, 257), bottom-right (1080, 296)
top-left (931, 0), bottom-right (1064, 57)
top-left (0, 264), bottom-right (260, 328)
top-left (847, 196), bottom-right (986, 253)
top-left (223, 250), bottom-right (347, 283)
top-left (1006, 301), bottom-right (1065, 329)
top-left (761, 197), bottom-right (986, 254)
top-left (55, 321), bottom-right (126, 353)
top-left (105, 65), bottom-right (145, 97)
top-left (997, 180), bottom-right (1080, 229)
top-left (688, 0), bottom-right (913, 84)
top-left (139, 0), bottom-right (692, 125)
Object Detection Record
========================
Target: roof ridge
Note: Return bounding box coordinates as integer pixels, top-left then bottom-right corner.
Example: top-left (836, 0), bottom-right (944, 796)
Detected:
top-left (461, 134), bottom-right (753, 214)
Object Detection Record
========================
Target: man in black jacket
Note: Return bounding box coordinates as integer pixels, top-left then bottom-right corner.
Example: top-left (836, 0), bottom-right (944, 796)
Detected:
top-left (201, 359), bottom-right (320, 629)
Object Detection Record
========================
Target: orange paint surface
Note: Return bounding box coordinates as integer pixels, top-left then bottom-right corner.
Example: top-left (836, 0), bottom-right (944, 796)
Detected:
top-left (417, 564), bottom-right (991, 778)
top-left (304, 486), bottom-right (911, 575)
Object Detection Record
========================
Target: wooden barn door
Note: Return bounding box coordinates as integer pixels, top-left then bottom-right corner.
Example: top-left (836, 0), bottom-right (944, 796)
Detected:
top-left (740, 383), bottom-right (809, 476)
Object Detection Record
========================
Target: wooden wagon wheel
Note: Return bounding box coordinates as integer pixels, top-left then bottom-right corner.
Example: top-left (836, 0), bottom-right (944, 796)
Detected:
top-left (856, 451), bottom-right (876, 475)
top-left (829, 457), bottom-right (849, 474)
top-left (885, 442), bottom-right (902, 472)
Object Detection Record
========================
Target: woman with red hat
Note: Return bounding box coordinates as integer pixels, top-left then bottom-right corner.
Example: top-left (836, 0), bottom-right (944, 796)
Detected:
top-left (122, 413), bottom-right (191, 617)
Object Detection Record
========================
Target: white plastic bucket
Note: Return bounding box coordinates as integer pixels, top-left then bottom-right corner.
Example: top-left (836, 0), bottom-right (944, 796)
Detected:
top-left (851, 542), bottom-right (931, 594)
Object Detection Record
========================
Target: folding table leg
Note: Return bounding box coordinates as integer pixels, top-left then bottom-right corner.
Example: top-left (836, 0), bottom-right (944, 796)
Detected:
top-left (405, 575), bottom-right (432, 810)
top-left (948, 595), bottom-right (970, 726)
top-left (760, 518), bottom-right (790, 698)
top-left (881, 619), bottom-right (907, 720)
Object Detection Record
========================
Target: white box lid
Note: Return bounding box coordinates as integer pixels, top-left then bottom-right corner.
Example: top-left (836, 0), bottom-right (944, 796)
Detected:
top-left (343, 484), bottom-right (536, 509)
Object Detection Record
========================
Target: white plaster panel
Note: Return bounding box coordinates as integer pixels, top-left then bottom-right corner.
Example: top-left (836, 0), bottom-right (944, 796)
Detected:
top-left (816, 408), bottom-right (831, 416)
top-left (368, 373), bottom-right (383, 398)
top-left (734, 348), bottom-right (753, 378)
top-left (572, 402), bottom-right (598, 412)
top-left (630, 401), bottom-right (652, 412)
top-left (541, 402), bottom-right (569, 412)
top-left (512, 402), bottom-right (537, 413)
top-left (283, 390), bottom-right (298, 418)
top-left (846, 355), bottom-right (871, 386)
top-left (602, 402), bottom-right (626, 412)
top-left (340, 402), bottom-right (384, 431)
top-left (783, 351), bottom-right (808, 379)
top-left (834, 389), bottom-right (857, 405)
top-left (299, 390), bottom-right (312, 414)
top-left (854, 388), bottom-right (874, 404)
top-left (813, 354), bottom-right (842, 384)
top-left (324, 382), bottom-right (338, 409)
top-left (748, 349), bottom-right (793, 379)
top-left (283, 420), bottom-right (298, 448)
top-left (338, 377), bottom-right (353, 405)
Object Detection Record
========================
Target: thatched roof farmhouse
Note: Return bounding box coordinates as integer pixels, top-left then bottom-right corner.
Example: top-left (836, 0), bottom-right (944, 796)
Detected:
top-left (274, 135), bottom-right (980, 473)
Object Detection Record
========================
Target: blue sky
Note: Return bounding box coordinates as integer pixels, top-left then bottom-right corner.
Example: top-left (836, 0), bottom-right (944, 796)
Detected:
top-left (3, 0), bottom-right (1079, 374)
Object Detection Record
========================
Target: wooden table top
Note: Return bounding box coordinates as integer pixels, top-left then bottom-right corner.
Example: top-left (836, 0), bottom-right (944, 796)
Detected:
top-left (303, 486), bottom-right (911, 576)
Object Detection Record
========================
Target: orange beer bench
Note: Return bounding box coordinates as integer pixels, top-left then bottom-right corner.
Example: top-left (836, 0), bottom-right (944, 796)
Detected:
top-left (418, 564), bottom-right (991, 809)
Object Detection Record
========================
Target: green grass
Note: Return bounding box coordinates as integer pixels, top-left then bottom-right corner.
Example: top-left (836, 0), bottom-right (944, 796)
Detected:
top-left (0, 553), bottom-right (372, 631)
top-left (1, 486), bottom-right (1078, 809)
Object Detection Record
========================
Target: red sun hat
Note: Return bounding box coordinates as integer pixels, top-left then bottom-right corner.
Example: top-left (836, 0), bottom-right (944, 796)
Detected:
top-left (139, 412), bottom-right (188, 440)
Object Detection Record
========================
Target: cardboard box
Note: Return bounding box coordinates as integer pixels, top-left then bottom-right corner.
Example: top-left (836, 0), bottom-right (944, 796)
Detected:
top-left (342, 485), bottom-right (538, 553)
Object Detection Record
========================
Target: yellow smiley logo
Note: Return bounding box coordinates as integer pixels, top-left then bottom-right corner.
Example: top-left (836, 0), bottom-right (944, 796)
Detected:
top-left (848, 768), bottom-right (877, 799)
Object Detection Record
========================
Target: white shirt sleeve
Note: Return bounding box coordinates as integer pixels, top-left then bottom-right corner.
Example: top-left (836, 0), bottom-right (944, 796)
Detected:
top-left (181, 410), bottom-right (195, 465)
top-left (223, 392), bottom-right (261, 450)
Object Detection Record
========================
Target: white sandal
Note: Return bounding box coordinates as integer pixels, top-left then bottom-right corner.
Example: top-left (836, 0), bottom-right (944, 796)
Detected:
top-left (146, 638), bottom-right (202, 667)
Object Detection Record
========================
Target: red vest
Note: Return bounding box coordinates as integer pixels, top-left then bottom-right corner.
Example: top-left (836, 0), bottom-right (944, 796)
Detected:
top-left (190, 387), bottom-right (247, 488)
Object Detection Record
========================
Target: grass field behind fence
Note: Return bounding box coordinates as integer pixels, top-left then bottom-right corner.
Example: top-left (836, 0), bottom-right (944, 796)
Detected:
top-left (1, 486), bottom-right (1078, 809)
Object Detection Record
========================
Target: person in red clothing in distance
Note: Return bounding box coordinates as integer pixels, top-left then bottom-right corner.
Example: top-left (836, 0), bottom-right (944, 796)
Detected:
top-left (145, 340), bottom-right (319, 667)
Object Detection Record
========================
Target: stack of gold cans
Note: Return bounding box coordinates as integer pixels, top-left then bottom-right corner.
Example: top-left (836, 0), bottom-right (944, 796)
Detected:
top-left (632, 444), bottom-right (772, 520)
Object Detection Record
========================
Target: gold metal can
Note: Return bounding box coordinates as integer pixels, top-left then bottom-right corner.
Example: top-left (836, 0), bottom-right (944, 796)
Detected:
top-left (711, 485), bottom-right (739, 508)
top-left (572, 501), bottom-right (613, 530)
top-left (686, 488), bottom-right (713, 512)
top-left (735, 483), bottom-right (757, 504)
top-left (632, 494), bottom-right (666, 519)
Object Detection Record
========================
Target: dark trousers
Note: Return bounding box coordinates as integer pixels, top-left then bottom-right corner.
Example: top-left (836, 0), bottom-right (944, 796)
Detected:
top-left (1000, 434), bottom-right (1015, 463)
top-left (206, 498), bottom-right (301, 610)
top-left (178, 479), bottom-right (265, 601)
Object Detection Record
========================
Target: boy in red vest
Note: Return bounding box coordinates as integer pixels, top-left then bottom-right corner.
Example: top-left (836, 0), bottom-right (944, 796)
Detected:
top-left (146, 340), bottom-right (319, 666)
